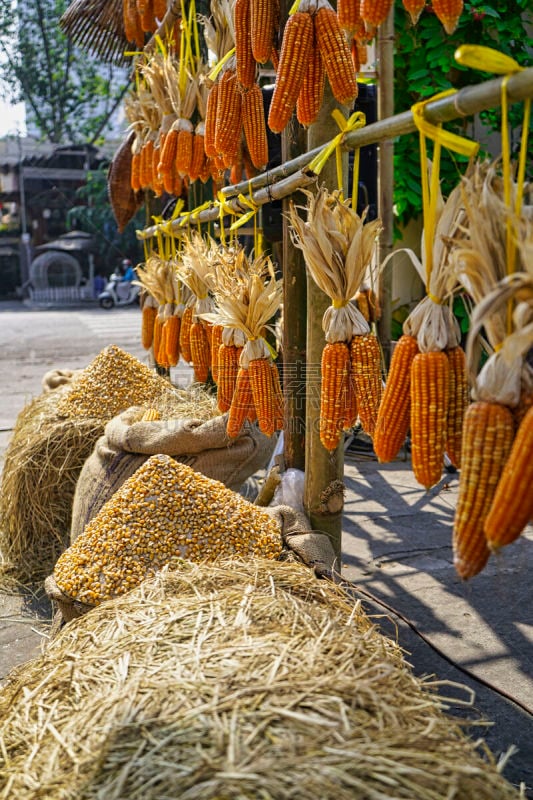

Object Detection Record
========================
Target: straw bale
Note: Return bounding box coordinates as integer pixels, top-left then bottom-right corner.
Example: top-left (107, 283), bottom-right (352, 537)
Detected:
top-left (0, 560), bottom-right (520, 799)
top-left (0, 388), bottom-right (104, 586)
top-left (55, 345), bottom-right (187, 421)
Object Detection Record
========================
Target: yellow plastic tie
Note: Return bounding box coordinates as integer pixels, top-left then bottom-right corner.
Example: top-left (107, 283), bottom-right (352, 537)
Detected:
top-left (427, 291), bottom-right (443, 305)
top-left (229, 193), bottom-right (259, 232)
top-left (332, 298), bottom-right (348, 309)
top-left (307, 110), bottom-right (366, 177)
top-left (208, 48), bottom-right (236, 83)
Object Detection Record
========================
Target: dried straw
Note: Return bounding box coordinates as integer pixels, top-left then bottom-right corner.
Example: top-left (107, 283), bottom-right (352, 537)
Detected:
top-left (59, 0), bottom-right (131, 66)
top-left (0, 560), bottom-right (520, 799)
top-left (0, 389), bottom-right (104, 587)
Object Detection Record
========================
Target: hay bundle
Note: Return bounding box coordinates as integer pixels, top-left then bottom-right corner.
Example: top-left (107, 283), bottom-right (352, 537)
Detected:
top-left (0, 389), bottom-right (104, 586)
top-left (0, 560), bottom-right (520, 799)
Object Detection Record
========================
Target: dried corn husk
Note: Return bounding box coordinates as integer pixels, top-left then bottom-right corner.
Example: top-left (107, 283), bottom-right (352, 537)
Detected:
top-left (289, 186), bottom-right (382, 343)
top-left (107, 131), bottom-right (142, 232)
top-left (0, 560), bottom-right (521, 799)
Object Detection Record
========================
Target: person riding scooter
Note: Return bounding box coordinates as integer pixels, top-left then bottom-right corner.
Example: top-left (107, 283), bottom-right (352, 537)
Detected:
top-left (98, 260), bottom-right (140, 309)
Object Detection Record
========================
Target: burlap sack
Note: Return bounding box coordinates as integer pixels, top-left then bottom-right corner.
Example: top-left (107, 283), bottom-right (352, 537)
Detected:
top-left (70, 407), bottom-right (276, 544)
top-left (47, 502), bottom-right (336, 627)
top-left (41, 369), bottom-right (80, 393)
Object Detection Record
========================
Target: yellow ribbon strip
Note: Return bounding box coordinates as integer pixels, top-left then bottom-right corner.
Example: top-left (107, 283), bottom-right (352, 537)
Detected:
top-left (332, 298), bottom-right (348, 309)
top-left (307, 110), bottom-right (366, 177)
top-left (208, 48), bottom-right (236, 83)
top-left (427, 291), bottom-right (443, 305)
top-left (412, 88), bottom-right (479, 286)
top-left (229, 193), bottom-right (259, 231)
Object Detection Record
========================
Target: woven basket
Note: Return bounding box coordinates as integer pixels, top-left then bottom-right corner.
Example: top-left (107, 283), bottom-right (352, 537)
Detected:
top-left (60, 0), bottom-right (132, 66)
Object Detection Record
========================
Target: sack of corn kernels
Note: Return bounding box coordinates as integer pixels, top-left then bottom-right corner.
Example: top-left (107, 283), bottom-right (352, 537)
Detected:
top-left (70, 406), bottom-right (276, 544)
top-left (46, 454), bottom-right (309, 620)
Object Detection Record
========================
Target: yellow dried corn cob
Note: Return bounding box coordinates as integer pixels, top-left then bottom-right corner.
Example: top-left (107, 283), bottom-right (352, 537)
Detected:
top-left (158, 128), bottom-right (178, 177)
top-left (53, 454), bottom-right (283, 606)
top-left (141, 408), bottom-right (161, 422)
top-left (337, 0), bottom-right (362, 34)
top-left (350, 333), bottom-right (382, 437)
top-left (164, 314), bottom-right (181, 367)
top-left (190, 321), bottom-right (211, 383)
top-left (360, 0), bottom-right (393, 27)
top-left (218, 344), bottom-right (242, 411)
top-left (343, 366), bottom-right (358, 430)
top-left (445, 346), bottom-right (469, 469)
top-left (204, 83), bottom-right (219, 158)
top-left (453, 401), bottom-right (514, 579)
top-left (315, 5), bottom-right (358, 106)
top-left (152, 313), bottom-right (164, 364)
top-left (296, 38), bottom-right (326, 128)
top-left (210, 325), bottom-right (224, 384)
top-left (432, 0), bottom-right (463, 34)
top-left (234, 0), bottom-right (256, 89)
top-left (228, 366), bottom-right (256, 437)
top-left (242, 84), bottom-right (269, 169)
top-left (484, 405), bottom-right (533, 552)
top-left (130, 148), bottom-right (141, 192)
top-left (176, 124), bottom-right (194, 176)
top-left (374, 335), bottom-right (419, 462)
top-left (410, 351), bottom-right (450, 490)
top-left (215, 69), bottom-right (243, 162)
top-left (402, 0), bottom-right (425, 24)
top-left (320, 341), bottom-right (351, 452)
top-left (141, 302), bottom-right (157, 350)
top-left (268, 11), bottom-right (314, 134)
top-left (189, 126), bottom-right (206, 182)
top-left (250, 0), bottom-right (278, 64)
top-left (249, 357), bottom-right (283, 437)
top-left (152, 144), bottom-right (164, 196)
top-left (179, 306), bottom-right (193, 363)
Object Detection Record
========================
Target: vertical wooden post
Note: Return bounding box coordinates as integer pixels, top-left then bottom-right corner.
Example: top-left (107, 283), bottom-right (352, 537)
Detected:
top-left (377, 7), bottom-right (395, 366)
top-left (282, 121), bottom-right (308, 471)
top-left (304, 83), bottom-right (347, 558)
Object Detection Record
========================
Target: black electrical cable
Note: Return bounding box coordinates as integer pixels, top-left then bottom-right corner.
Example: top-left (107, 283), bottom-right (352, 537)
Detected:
top-left (344, 579), bottom-right (533, 718)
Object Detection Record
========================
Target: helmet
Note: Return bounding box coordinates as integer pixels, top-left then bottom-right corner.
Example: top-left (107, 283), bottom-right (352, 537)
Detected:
top-left (122, 259), bottom-right (132, 267)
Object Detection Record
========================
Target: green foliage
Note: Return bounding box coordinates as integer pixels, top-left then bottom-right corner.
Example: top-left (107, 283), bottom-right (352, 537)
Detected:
top-left (0, 0), bottom-right (129, 143)
top-left (393, 0), bottom-right (533, 233)
top-left (67, 168), bottom-right (144, 271)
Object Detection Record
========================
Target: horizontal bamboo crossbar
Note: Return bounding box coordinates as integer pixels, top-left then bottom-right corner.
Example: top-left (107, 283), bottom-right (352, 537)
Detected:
top-left (137, 67), bottom-right (533, 240)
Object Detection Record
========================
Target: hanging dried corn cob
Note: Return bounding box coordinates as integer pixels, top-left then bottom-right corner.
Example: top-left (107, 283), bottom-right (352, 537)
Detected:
top-left (242, 83), bottom-right (269, 169)
top-left (234, 0), bottom-right (256, 89)
top-left (250, 0), bottom-right (279, 64)
top-left (401, 0), bottom-right (426, 25)
top-left (217, 327), bottom-right (247, 412)
top-left (267, 7), bottom-right (314, 133)
top-left (432, 0), bottom-right (463, 35)
top-left (337, 0), bottom-right (362, 36)
top-left (215, 64), bottom-right (243, 166)
top-left (360, 0), bottom-right (393, 28)
top-left (314, 0), bottom-right (358, 106)
top-left (141, 295), bottom-right (158, 350)
top-left (289, 187), bottom-right (382, 451)
top-left (373, 335), bottom-right (419, 462)
top-left (296, 32), bottom-right (326, 128)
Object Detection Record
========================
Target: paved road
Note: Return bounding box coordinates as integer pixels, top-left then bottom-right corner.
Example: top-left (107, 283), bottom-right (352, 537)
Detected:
top-left (1, 300), bottom-right (532, 795)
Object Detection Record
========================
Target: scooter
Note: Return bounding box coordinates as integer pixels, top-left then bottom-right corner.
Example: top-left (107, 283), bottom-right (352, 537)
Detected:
top-left (98, 272), bottom-right (140, 309)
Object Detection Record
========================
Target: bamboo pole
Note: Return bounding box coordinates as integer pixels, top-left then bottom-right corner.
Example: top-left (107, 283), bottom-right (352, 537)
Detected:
top-left (376, 8), bottom-right (394, 366)
top-left (304, 84), bottom-right (348, 561)
top-left (137, 68), bottom-right (533, 240)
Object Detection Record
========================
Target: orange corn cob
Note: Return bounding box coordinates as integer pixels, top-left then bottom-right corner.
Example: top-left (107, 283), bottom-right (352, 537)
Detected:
top-left (152, 312), bottom-right (164, 363)
top-left (234, 0), bottom-right (256, 89)
top-left (484, 405), bottom-right (533, 551)
top-left (337, 0), bottom-right (362, 34)
top-left (432, 0), bottom-right (463, 34)
top-left (410, 350), bottom-right (450, 490)
top-left (374, 334), bottom-right (419, 462)
top-left (267, 11), bottom-right (314, 134)
top-left (189, 127), bottom-right (206, 182)
top-left (350, 333), bottom-right (383, 437)
top-left (230, 159), bottom-right (243, 184)
top-left (250, 0), bottom-right (278, 64)
top-left (130, 148), bottom-right (141, 192)
top-left (445, 346), bottom-right (469, 469)
top-left (176, 125), bottom-right (194, 176)
top-left (190, 321), bottom-right (211, 383)
top-left (164, 314), bottom-right (181, 367)
top-left (140, 0), bottom-right (155, 32)
top-left (270, 47), bottom-right (279, 71)
top-left (360, 0), bottom-right (393, 27)
top-left (296, 38), bottom-right (326, 128)
top-left (123, 0), bottom-right (141, 46)
top-left (158, 128), bottom-right (178, 177)
top-left (141, 303), bottom-right (157, 349)
top-left (315, 6), bottom-right (358, 106)
top-left (204, 83), bottom-right (219, 159)
top-left (179, 306), bottom-right (193, 363)
top-left (249, 357), bottom-right (278, 436)
top-left (227, 367), bottom-right (255, 438)
top-left (242, 84), bottom-right (269, 168)
top-left (210, 325), bottom-right (224, 384)
top-left (320, 341), bottom-right (351, 452)
top-left (215, 70), bottom-right (243, 161)
top-left (218, 344), bottom-right (242, 411)
top-left (343, 365), bottom-right (358, 430)
top-left (140, 139), bottom-right (154, 189)
top-left (453, 401), bottom-right (514, 579)
top-left (152, 144), bottom-right (164, 196)
top-left (172, 166), bottom-right (183, 197)
top-left (153, 0), bottom-right (167, 19)
top-left (271, 362), bottom-right (284, 431)
top-left (402, 0), bottom-right (425, 24)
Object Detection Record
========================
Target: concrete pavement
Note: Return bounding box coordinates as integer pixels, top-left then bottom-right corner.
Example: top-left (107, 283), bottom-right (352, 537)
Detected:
top-left (0, 301), bottom-right (532, 795)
